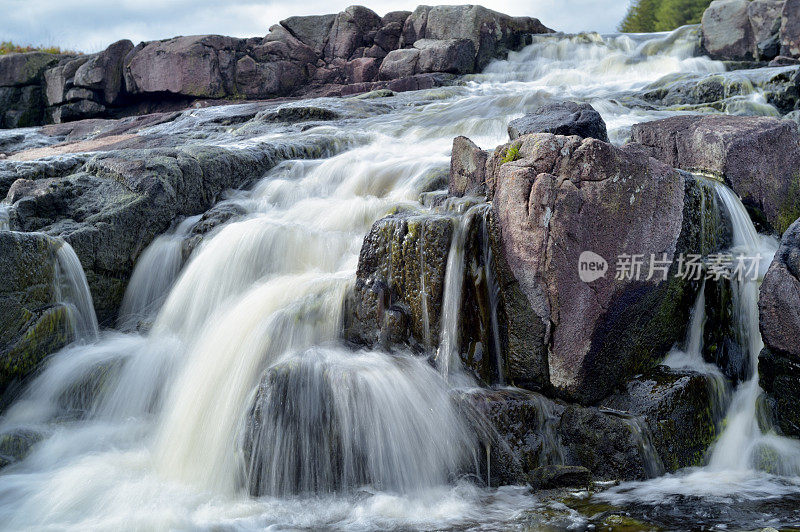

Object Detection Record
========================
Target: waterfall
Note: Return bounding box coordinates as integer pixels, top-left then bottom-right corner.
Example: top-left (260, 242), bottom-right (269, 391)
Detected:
top-left (117, 215), bottom-right (201, 331)
top-left (244, 346), bottom-right (478, 496)
top-left (707, 183), bottom-right (800, 474)
top-left (55, 242), bottom-right (99, 342)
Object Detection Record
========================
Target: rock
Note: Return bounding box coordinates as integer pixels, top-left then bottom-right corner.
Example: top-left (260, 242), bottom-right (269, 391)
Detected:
top-left (461, 388), bottom-right (662, 484)
top-left (414, 39), bottom-right (476, 75)
top-left (378, 49), bottom-right (420, 80)
top-left (374, 21), bottom-right (404, 53)
top-left (601, 366), bottom-right (725, 471)
top-left (280, 14), bottom-right (336, 56)
top-left (702, 0), bottom-right (754, 60)
top-left (0, 429), bottom-right (42, 468)
top-left (630, 115), bottom-right (800, 234)
top-left (781, 0), bottom-right (800, 58)
top-left (343, 212), bottom-right (454, 349)
top-left (507, 101), bottom-right (609, 142)
top-left (528, 465), bottom-right (591, 489)
top-left (235, 56), bottom-right (306, 98)
top-left (51, 100), bottom-right (106, 123)
top-left (323, 6), bottom-right (382, 62)
top-left (0, 232), bottom-right (74, 399)
top-left (770, 55), bottom-right (800, 66)
top-left (0, 52), bottom-right (64, 88)
top-left (0, 86), bottom-right (46, 129)
top-left (345, 57), bottom-right (380, 84)
top-left (759, 217), bottom-right (800, 437)
top-left (43, 56), bottom-right (90, 106)
top-left (748, 0), bottom-right (783, 60)
top-left (449, 135), bottom-right (487, 196)
top-left (125, 35), bottom-right (239, 98)
top-left (73, 39), bottom-right (134, 105)
top-left (489, 134), bottom-right (700, 403)
top-left (401, 5), bottom-right (551, 70)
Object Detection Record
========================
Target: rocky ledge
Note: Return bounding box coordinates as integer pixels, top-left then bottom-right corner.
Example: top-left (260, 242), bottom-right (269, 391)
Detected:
top-left (0, 4), bottom-right (551, 129)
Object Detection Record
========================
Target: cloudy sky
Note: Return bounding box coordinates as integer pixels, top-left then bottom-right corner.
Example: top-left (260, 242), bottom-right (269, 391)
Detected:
top-left (2, 0), bottom-right (632, 53)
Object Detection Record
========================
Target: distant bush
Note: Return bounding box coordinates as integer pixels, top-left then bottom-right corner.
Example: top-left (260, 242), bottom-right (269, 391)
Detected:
top-left (0, 41), bottom-right (79, 56)
top-left (619, 0), bottom-right (713, 33)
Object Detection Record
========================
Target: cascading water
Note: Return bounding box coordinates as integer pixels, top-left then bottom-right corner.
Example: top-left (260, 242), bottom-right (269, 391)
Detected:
top-left (54, 242), bottom-right (99, 342)
top-left (117, 214), bottom-right (202, 331)
top-left (2, 25), bottom-right (799, 530)
top-left (0, 204), bottom-right (9, 231)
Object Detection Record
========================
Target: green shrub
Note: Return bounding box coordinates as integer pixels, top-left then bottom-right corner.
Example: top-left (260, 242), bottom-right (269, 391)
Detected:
top-left (619, 0), bottom-right (712, 33)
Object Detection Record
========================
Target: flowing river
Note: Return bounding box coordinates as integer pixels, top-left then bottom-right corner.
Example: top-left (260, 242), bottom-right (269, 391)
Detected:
top-left (1, 26), bottom-right (800, 530)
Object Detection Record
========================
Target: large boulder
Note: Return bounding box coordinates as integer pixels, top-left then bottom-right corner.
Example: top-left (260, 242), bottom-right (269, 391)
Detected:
top-left (401, 5), bottom-right (550, 70)
top-left (73, 39), bottom-right (134, 105)
top-left (781, 0), bottom-right (800, 58)
top-left (488, 133), bottom-right (708, 403)
top-left (507, 101), bottom-right (609, 142)
top-left (759, 218), bottom-right (800, 438)
top-left (323, 6), bottom-right (383, 62)
top-left (43, 56), bottom-right (90, 107)
top-left (748, 0), bottom-right (784, 60)
top-left (630, 115), bottom-right (800, 235)
top-left (378, 49), bottom-right (420, 80)
top-left (702, 0), bottom-right (754, 60)
top-left (0, 232), bottom-right (74, 401)
top-left (449, 135), bottom-right (488, 197)
top-left (414, 39), bottom-right (476, 75)
top-left (124, 35), bottom-right (240, 98)
top-left (280, 14), bottom-right (337, 56)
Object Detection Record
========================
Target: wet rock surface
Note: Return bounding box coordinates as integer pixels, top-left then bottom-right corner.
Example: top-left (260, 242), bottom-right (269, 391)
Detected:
top-left (759, 217), bottom-right (800, 437)
top-left (0, 231), bottom-right (73, 400)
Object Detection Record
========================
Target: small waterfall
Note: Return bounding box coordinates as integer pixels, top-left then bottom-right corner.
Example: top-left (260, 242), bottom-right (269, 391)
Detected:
top-left (244, 346), bottom-right (478, 496)
top-left (436, 204), bottom-right (483, 381)
top-left (54, 242), bottom-right (99, 342)
top-left (117, 215), bottom-right (201, 331)
top-left (418, 224), bottom-right (432, 350)
top-left (479, 208), bottom-right (505, 386)
top-left (707, 183), bottom-right (800, 474)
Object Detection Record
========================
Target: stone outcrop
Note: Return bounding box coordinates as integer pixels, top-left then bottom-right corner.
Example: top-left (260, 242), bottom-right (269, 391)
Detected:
top-left (702, 0), bottom-right (754, 61)
top-left (0, 231), bottom-right (74, 402)
top-left (630, 115), bottom-right (800, 235)
top-left (507, 101), bottom-right (609, 142)
top-left (699, 0), bottom-right (800, 62)
top-left (0, 5), bottom-right (552, 129)
top-left (759, 217), bottom-right (800, 437)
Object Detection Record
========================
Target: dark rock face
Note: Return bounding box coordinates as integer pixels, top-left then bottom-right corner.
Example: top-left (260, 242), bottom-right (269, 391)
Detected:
top-left (343, 211), bottom-right (454, 350)
top-left (0, 232), bottom-right (73, 399)
top-left (630, 115), bottom-right (800, 235)
top-left (488, 133), bottom-right (695, 403)
top-left (507, 101), bottom-right (609, 142)
top-left (461, 388), bottom-right (663, 484)
top-left (601, 367), bottom-right (726, 471)
top-left (702, 0), bottom-right (754, 60)
top-left (759, 217), bottom-right (800, 437)
top-left (73, 39), bottom-right (133, 105)
top-left (0, 52), bottom-right (67, 128)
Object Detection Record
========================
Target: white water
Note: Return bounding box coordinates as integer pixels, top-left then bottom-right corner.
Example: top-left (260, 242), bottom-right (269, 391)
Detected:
top-left (0, 204), bottom-right (9, 231)
top-left (55, 242), bottom-right (99, 342)
top-left (117, 214), bottom-right (201, 331)
top-left (0, 26), bottom-right (796, 530)
top-left (599, 182), bottom-right (800, 511)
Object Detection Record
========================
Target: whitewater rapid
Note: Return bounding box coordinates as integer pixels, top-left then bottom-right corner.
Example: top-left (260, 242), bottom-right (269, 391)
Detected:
top-left (2, 26), bottom-right (800, 530)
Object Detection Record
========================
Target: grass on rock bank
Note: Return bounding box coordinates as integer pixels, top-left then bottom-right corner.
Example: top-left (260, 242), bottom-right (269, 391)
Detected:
top-left (0, 41), bottom-right (80, 56)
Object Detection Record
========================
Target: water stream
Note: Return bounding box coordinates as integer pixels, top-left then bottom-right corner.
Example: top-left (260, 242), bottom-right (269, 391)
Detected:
top-left (1, 27), bottom-right (800, 530)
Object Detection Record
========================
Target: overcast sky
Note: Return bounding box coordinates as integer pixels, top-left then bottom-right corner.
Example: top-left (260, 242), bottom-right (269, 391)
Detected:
top-left (1, 0), bottom-right (632, 53)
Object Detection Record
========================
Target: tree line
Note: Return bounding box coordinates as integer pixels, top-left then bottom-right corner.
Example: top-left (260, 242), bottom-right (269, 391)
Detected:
top-left (619, 0), bottom-right (713, 32)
